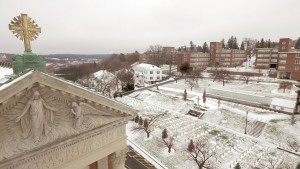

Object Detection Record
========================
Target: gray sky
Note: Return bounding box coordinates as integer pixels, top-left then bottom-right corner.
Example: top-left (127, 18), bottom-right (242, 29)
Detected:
top-left (1, 0), bottom-right (300, 54)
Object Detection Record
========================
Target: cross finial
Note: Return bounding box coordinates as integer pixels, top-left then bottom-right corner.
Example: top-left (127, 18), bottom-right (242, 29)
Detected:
top-left (9, 13), bottom-right (41, 52)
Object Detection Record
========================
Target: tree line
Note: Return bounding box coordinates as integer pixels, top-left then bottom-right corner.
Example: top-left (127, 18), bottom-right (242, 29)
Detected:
top-left (54, 51), bottom-right (139, 81)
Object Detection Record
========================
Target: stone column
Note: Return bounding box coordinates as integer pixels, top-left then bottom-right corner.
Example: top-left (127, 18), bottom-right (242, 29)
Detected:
top-left (111, 147), bottom-right (128, 169)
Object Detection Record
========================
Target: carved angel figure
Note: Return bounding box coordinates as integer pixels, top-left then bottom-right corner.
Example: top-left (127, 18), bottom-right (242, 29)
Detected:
top-left (71, 102), bottom-right (112, 129)
top-left (15, 91), bottom-right (56, 139)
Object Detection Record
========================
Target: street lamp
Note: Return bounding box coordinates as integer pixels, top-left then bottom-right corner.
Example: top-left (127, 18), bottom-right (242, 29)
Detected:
top-left (245, 111), bottom-right (248, 134)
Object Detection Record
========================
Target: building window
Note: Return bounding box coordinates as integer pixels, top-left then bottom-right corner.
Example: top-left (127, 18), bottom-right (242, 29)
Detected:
top-left (279, 54), bottom-right (287, 58)
top-left (157, 71), bottom-right (160, 74)
top-left (157, 76), bottom-right (160, 79)
top-left (297, 54), bottom-right (300, 58)
top-left (150, 71), bottom-right (153, 74)
top-left (295, 60), bottom-right (300, 64)
top-left (295, 66), bottom-right (299, 71)
top-left (150, 77), bottom-right (153, 80)
top-left (279, 60), bottom-right (286, 64)
top-left (278, 66), bottom-right (286, 70)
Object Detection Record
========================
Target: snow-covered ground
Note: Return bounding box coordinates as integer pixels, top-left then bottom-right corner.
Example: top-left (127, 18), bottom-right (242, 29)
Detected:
top-left (116, 78), bottom-right (300, 168)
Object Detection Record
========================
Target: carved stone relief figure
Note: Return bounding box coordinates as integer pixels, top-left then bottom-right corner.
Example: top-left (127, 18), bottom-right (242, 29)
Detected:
top-left (71, 102), bottom-right (112, 129)
top-left (15, 91), bottom-right (57, 140)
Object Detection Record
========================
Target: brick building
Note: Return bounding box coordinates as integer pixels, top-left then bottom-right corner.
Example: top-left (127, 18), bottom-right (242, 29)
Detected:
top-left (209, 42), bottom-right (247, 67)
top-left (176, 52), bottom-right (210, 71)
top-left (254, 48), bottom-right (279, 69)
top-left (255, 38), bottom-right (300, 80)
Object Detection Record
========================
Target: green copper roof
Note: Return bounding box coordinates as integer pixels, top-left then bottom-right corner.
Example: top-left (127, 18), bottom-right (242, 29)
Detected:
top-left (12, 52), bottom-right (47, 74)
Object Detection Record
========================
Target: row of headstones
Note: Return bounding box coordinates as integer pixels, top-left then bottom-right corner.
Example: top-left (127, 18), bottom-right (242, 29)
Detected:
top-left (156, 116), bottom-right (184, 128)
top-left (262, 137), bottom-right (295, 152)
top-left (182, 127), bottom-right (217, 143)
top-left (169, 123), bottom-right (205, 138)
top-left (229, 143), bottom-right (258, 168)
top-left (251, 150), bottom-right (284, 168)
top-left (166, 120), bottom-right (198, 130)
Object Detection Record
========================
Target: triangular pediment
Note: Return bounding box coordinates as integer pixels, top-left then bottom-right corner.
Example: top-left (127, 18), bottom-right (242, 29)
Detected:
top-left (0, 71), bottom-right (136, 163)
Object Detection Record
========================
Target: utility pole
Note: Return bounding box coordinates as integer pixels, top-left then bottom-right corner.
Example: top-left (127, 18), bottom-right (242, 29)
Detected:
top-left (295, 85), bottom-right (300, 114)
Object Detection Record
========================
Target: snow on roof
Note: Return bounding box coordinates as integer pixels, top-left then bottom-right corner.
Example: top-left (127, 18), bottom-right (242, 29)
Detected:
top-left (0, 66), bottom-right (13, 80)
top-left (134, 63), bottom-right (161, 70)
top-left (271, 98), bottom-right (295, 108)
top-left (93, 70), bottom-right (115, 83)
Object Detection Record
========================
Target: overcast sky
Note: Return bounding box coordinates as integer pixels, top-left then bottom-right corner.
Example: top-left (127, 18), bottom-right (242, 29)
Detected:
top-left (1, 0), bottom-right (300, 54)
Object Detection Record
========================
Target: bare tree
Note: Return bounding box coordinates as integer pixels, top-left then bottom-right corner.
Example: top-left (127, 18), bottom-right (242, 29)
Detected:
top-left (162, 128), bottom-right (175, 153)
top-left (185, 137), bottom-right (215, 169)
top-left (147, 45), bottom-right (163, 67)
top-left (240, 72), bottom-right (253, 85)
top-left (211, 68), bottom-right (233, 86)
top-left (93, 71), bottom-right (116, 96)
top-left (279, 81), bottom-right (293, 93)
top-left (116, 69), bottom-right (134, 92)
top-left (131, 115), bottom-right (161, 138)
top-left (186, 78), bottom-right (197, 91)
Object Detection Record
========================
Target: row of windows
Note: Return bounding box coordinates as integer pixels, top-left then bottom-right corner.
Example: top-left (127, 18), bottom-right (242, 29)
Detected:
top-left (149, 71), bottom-right (161, 74)
top-left (256, 63), bottom-right (269, 66)
top-left (278, 66), bottom-right (286, 70)
top-left (295, 60), bottom-right (300, 64)
top-left (190, 62), bottom-right (209, 66)
top-left (190, 58), bottom-right (209, 61)
top-left (149, 76), bottom-right (160, 80)
top-left (279, 54), bottom-right (287, 58)
top-left (257, 59), bottom-right (270, 62)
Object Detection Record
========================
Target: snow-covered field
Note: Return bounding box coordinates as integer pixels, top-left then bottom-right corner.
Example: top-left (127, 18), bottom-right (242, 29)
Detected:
top-left (116, 78), bottom-right (300, 168)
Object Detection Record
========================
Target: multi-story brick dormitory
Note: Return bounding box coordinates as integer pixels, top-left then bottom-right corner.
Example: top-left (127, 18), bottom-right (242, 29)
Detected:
top-left (210, 42), bottom-right (247, 67)
top-left (255, 38), bottom-right (300, 80)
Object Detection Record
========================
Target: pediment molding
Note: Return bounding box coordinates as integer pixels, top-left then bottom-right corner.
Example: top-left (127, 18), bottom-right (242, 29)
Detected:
top-left (0, 71), bottom-right (136, 117)
top-left (0, 71), bottom-right (136, 163)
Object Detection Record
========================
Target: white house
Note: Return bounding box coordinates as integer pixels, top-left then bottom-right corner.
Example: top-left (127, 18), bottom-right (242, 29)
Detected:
top-left (132, 63), bottom-right (162, 86)
top-left (270, 98), bottom-right (296, 113)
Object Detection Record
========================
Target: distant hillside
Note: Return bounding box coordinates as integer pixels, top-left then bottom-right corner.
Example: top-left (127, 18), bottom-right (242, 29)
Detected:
top-left (0, 53), bottom-right (110, 62)
top-left (44, 54), bottom-right (110, 60)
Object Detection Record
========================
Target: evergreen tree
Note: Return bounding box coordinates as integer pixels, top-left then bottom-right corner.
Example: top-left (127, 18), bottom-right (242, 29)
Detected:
top-left (233, 37), bottom-right (239, 49)
top-left (227, 36), bottom-right (234, 49)
top-left (295, 37), bottom-right (300, 49)
top-left (196, 45), bottom-right (203, 52)
top-left (202, 42), bottom-right (208, 53)
top-left (183, 89), bottom-right (187, 101)
top-left (267, 39), bottom-right (271, 48)
top-left (240, 42), bottom-right (245, 50)
top-left (260, 38), bottom-right (265, 48)
top-left (227, 36), bottom-right (238, 49)
top-left (234, 163), bottom-right (241, 169)
top-left (221, 39), bottom-right (225, 48)
top-left (187, 139), bottom-right (195, 152)
top-left (138, 117), bottom-right (143, 126)
top-left (144, 118), bottom-right (149, 128)
top-left (202, 89), bottom-right (206, 106)
top-left (162, 128), bottom-right (168, 139)
top-left (272, 42), bottom-right (276, 48)
top-left (255, 41), bottom-right (260, 48)
top-left (178, 47), bottom-right (181, 52)
top-left (134, 115), bottom-right (139, 123)
top-left (190, 41), bottom-right (195, 52)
